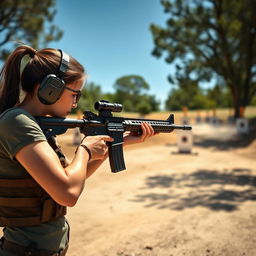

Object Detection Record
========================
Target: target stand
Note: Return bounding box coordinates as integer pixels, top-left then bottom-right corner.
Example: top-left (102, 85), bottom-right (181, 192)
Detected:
top-left (177, 130), bottom-right (193, 153)
top-left (210, 116), bottom-right (220, 126)
top-left (195, 116), bottom-right (202, 124)
top-left (181, 117), bottom-right (190, 125)
top-left (236, 118), bottom-right (249, 134)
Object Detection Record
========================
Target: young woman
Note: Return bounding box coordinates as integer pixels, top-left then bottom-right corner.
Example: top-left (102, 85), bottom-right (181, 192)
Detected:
top-left (0, 45), bottom-right (156, 255)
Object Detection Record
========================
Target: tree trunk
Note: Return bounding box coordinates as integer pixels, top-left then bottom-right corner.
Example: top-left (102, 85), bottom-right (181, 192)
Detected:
top-left (229, 84), bottom-right (241, 118)
top-left (234, 104), bottom-right (240, 119)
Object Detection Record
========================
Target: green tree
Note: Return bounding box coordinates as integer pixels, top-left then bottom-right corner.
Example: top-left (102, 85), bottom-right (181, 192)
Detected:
top-left (206, 84), bottom-right (233, 108)
top-left (150, 0), bottom-right (256, 117)
top-left (136, 101), bottom-right (152, 116)
top-left (146, 95), bottom-right (160, 112)
top-left (165, 78), bottom-right (217, 110)
top-left (0, 0), bottom-right (63, 60)
top-left (251, 96), bottom-right (256, 106)
top-left (77, 82), bottom-right (103, 112)
top-left (113, 75), bottom-right (159, 112)
top-left (135, 94), bottom-right (160, 114)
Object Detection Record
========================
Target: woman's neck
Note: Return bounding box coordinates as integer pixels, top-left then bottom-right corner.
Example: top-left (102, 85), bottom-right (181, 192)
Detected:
top-left (18, 95), bottom-right (48, 116)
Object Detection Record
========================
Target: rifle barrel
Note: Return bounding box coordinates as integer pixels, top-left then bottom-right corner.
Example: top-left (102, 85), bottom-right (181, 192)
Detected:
top-left (123, 120), bottom-right (192, 133)
top-left (171, 125), bottom-right (192, 130)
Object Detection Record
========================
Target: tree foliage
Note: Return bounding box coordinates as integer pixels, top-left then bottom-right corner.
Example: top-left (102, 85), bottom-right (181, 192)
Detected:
top-left (165, 83), bottom-right (232, 111)
top-left (113, 75), bottom-right (160, 112)
top-left (76, 76), bottom-right (160, 114)
top-left (0, 0), bottom-right (63, 60)
top-left (77, 82), bottom-right (104, 112)
top-left (150, 0), bottom-right (256, 117)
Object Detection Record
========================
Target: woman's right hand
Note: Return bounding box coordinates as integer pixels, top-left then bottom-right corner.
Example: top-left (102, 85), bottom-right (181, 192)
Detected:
top-left (80, 135), bottom-right (113, 160)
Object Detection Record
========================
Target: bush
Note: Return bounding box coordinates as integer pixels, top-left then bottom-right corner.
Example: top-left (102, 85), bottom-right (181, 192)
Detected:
top-left (136, 102), bottom-right (152, 115)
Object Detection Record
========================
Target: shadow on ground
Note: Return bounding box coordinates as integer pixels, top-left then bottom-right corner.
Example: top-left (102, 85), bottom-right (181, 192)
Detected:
top-left (130, 168), bottom-right (256, 211)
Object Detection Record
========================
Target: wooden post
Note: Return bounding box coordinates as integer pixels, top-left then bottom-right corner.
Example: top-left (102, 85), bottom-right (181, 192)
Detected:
top-left (181, 106), bottom-right (190, 125)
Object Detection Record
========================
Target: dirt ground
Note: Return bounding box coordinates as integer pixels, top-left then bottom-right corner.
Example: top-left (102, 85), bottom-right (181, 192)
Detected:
top-left (2, 115), bottom-right (256, 256)
top-left (59, 118), bottom-right (256, 256)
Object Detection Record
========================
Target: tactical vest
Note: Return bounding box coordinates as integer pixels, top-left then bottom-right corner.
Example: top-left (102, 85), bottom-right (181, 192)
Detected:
top-left (0, 137), bottom-right (67, 227)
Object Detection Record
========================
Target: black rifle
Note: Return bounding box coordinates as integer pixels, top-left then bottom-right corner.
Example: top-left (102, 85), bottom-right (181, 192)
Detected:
top-left (36, 100), bottom-right (192, 173)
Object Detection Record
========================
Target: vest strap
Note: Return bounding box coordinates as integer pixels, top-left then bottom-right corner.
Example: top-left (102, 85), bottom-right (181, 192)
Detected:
top-left (0, 197), bottom-right (41, 207)
top-left (0, 179), bottom-right (37, 187)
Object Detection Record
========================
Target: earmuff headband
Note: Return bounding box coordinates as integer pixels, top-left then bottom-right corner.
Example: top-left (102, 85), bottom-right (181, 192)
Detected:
top-left (58, 49), bottom-right (70, 74)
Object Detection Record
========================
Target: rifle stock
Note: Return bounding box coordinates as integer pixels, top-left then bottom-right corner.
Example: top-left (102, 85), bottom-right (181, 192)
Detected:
top-left (36, 100), bottom-right (192, 173)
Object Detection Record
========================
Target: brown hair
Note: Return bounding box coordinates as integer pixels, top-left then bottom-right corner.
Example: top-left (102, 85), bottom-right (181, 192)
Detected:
top-left (0, 45), bottom-right (85, 113)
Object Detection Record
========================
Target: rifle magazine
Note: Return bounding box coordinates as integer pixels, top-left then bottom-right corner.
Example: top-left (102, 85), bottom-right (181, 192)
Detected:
top-left (108, 143), bottom-right (126, 173)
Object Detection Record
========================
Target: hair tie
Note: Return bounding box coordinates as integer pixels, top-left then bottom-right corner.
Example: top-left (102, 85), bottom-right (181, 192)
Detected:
top-left (29, 49), bottom-right (37, 58)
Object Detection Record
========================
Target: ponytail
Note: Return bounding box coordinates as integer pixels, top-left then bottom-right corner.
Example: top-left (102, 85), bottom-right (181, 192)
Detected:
top-left (0, 45), bottom-right (36, 113)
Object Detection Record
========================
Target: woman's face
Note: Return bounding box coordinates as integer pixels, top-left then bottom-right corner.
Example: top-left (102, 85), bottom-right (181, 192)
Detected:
top-left (48, 76), bottom-right (85, 117)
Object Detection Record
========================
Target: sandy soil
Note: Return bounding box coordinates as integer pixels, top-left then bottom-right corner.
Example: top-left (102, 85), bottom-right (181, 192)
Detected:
top-left (2, 118), bottom-right (256, 256)
top-left (59, 121), bottom-right (256, 256)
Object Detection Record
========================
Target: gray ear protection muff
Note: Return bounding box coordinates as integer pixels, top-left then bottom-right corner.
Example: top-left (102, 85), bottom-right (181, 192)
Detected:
top-left (37, 49), bottom-right (70, 105)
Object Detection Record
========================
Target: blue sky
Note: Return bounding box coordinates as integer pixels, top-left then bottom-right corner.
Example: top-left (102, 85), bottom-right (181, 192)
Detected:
top-left (47, 0), bottom-right (174, 108)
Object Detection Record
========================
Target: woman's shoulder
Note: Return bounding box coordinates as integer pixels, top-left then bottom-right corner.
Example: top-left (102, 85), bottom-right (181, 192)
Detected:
top-left (0, 107), bottom-right (32, 119)
top-left (0, 107), bottom-right (40, 130)
top-left (0, 108), bottom-right (46, 159)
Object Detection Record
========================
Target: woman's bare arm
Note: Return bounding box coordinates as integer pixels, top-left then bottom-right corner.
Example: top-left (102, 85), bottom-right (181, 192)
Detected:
top-left (15, 135), bottom-right (113, 207)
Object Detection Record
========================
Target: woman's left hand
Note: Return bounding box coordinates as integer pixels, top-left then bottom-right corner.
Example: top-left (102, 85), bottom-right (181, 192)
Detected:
top-left (123, 122), bottom-right (158, 146)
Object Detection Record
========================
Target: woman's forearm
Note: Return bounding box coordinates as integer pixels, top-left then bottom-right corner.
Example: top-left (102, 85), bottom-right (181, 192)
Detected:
top-left (64, 146), bottom-right (90, 202)
top-left (86, 152), bottom-right (109, 178)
